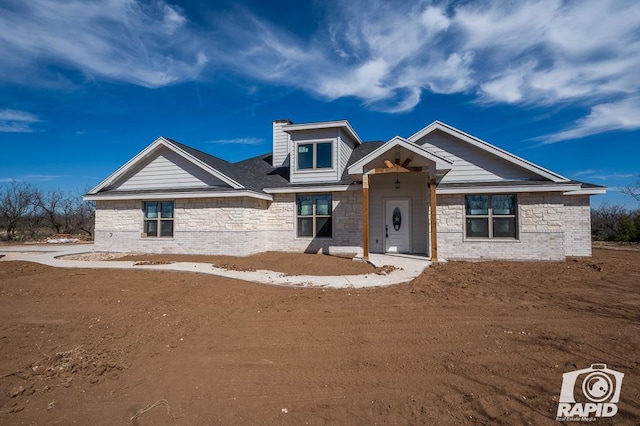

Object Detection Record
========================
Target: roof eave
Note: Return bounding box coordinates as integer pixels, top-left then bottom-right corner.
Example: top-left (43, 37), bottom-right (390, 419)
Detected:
top-left (282, 120), bottom-right (362, 144)
top-left (563, 188), bottom-right (607, 196)
top-left (436, 182), bottom-right (583, 194)
top-left (263, 184), bottom-right (360, 194)
top-left (83, 189), bottom-right (273, 202)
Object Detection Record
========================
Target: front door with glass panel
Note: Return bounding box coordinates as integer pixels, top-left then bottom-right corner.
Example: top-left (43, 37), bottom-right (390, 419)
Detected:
top-left (384, 199), bottom-right (410, 253)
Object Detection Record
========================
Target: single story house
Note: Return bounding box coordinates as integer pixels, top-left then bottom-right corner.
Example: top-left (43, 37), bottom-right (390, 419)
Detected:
top-left (84, 119), bottom-right (605, 261)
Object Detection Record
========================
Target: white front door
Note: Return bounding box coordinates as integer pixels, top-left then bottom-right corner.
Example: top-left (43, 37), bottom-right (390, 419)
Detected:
top-left (384, 199), bottom-right (410, 253)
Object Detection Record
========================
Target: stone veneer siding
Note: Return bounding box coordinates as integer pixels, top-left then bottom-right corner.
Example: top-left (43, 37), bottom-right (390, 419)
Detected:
top-left (434, 192), bottom-right (592, 261)
top-left (563, 195), bottom-right (592, 257)
top-left (94, 191), bottom-right (592, 260)
top-left (264, 192), bottom-right (362, 255)
top-left (94, 191), bottom-right (363, 256)
top-left (94, 198), bottom-right (271, 255)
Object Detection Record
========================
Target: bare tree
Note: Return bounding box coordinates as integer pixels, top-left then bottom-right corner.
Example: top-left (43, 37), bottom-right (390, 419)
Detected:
top-left (0, 182), bottom-right (38, 240)
top-left (67, 198), bottom-right (95, 237)
top-left (0, 183), bottom-right (95, 240)
top-left (35, 188), bottom-right (69, 234)
top-left (622, 174), bottom-right (640, 202)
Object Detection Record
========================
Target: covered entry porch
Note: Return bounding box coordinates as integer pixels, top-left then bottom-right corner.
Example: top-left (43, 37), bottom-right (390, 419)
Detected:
top-left (347, 137), bottom-right (453, 261)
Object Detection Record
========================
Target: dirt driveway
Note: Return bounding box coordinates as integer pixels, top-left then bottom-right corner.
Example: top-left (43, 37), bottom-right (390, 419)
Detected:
top-left (0, 249), bottom-right (638, 425)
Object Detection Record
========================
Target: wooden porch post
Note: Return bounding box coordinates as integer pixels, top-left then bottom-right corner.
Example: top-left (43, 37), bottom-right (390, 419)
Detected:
top-left (362, 174), bottom-right (370, 261)
top-left (429, 177), bottom-right (438, 262)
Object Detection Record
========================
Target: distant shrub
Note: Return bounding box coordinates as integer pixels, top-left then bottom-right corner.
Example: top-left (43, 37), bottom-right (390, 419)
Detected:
top-left (591, 203), bottom-right (640, 242)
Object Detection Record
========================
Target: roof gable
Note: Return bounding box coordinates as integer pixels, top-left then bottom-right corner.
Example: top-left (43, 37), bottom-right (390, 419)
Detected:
top-left (409, 121), bottom-right (568, 183)
top-left (347, 136), bottom-right (453, 176)
top-left (87, 137), bottom-right (244, 195)
top-left (113, 148), bottom-right (230, 191)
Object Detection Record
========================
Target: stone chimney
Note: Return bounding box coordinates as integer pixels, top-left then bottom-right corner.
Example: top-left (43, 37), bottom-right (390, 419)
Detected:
top-left (272, 119), bottom-right (293, 167)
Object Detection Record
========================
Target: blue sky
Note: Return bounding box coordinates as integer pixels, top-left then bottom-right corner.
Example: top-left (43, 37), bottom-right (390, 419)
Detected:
top-left (1, 0), bottom-right (638, 207)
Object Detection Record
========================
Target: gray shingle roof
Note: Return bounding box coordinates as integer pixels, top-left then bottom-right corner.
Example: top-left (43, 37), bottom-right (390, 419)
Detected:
top-left (164, 138), bottom-right (248, 187)
top-left (167, 139), bottom-right (386, 193)
top-left (97, 137), bottom-right (604, 197)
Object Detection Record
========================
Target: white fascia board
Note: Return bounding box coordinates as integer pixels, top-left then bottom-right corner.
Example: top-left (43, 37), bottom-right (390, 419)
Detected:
top-left (436, 183), bottom-right (582, 195)
top-left (409, 121), bottom-right (569, 183)
top-left (563, 188), bottom-right (607, 195)
top-left (263, 184), bottom-right (359, 194)
top-left (282, 120), bottom-right (362, 144)
top-left (84, 190), bottom-right (272, 201)
top-left (348, 136), bottom-right (453, 175)
top-left (86, 137), bottom-right (167, 194)
top-left (86, 137), bottom-right (244, 195)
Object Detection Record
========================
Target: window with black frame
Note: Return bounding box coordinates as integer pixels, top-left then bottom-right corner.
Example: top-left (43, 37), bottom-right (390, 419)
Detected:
top-left (143, 201), bottom-right (174, 237)
top-left (297, 142), bottom-right (333, 170)
top-left (465, 194), bottom-right (517, 239)
top-left (296, 194), bottom-right (332, 238)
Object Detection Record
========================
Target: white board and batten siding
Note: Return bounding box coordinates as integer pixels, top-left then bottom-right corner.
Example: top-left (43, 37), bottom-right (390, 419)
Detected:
top-left (338, 129), bottom-right (357, 178)
top-left (272, 120), bottom-right (291, 168)
top-left (415, 131), bottom-right (541, 183)
top-left (115, 148), bottom-right (228, 191)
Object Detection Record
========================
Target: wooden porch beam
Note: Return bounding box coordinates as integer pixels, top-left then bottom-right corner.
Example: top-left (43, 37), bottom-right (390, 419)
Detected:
top-left (429, 177), bottom-right (438, 262)
top-left (362, 174), bottom-right (370, 261)
top-left (371, 165), bottom-right (411, 175)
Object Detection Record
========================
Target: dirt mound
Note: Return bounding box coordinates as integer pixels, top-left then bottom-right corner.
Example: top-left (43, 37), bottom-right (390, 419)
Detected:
top-left (60, 252), bottom-right (129, 261)
top-left (4, 345), bottom-right (126, 386)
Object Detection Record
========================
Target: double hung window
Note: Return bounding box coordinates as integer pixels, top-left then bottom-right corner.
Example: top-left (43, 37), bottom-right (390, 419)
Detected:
top-left (465, 195), bottom-right (517, 239)
top-left (143, 201), bottom-right (174, 237)
top-left (296, 194), bottom-right (332, 238)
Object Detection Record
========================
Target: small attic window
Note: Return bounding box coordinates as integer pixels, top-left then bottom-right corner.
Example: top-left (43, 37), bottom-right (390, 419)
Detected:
top-left (297, 141), bottom-right (333, 170)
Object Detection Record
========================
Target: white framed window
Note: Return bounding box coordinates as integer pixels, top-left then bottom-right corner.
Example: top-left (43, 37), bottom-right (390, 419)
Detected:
top-left (296, 194), bottom-right (332, 238)
top-left (143, 201), bottom-right (174, 237)
top-left (465, 194), bottom-right (517, 239)
top-left (297, 141), bottom-right (333, 170)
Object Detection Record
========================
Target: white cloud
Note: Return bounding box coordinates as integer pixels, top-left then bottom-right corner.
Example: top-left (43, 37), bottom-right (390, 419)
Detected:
top-left (460, 1), bottom-right (640, 104)
top-left (0, 0), bottom-right (206, 87)
top-left (573, 169), bottom-right (599, 177)
top-left (0, 174), bottom-right (64, 182)
top-left (1, 0), bottom-right (639, 141)
top-left (205, 137), bottom-right (265, 146)
top-left (480, 71), bottom-right (527, 103)
top-left (208, 0), bottom-right (639, 126)
top-left (0, 110), bottom-right (39, 122)
top-left (456, 0), bottom-right (554, 53)
top-left (318, 59), bottom-right (391, 101)
top-left (0, 109), bottom-right (40, 133)
top-left (212, 1), bottom-right (471, 112)
top-left (22, 174), bottom-right (66, 182)
top-left (539, 97), bottom-right (640, 143)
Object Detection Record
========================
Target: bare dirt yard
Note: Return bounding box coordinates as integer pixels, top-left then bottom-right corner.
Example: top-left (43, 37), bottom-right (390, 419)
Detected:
top-left (0, 248), bottom-right (638, 425)
top-left (112, 252), bottom-right (381, 276)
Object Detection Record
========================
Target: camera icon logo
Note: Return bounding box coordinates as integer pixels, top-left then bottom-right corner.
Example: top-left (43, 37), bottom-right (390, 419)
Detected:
top-left (557, 363), bottom-right (624, 419)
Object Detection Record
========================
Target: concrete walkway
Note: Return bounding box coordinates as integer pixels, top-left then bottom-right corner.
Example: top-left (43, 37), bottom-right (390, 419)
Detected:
top-left (0, 244), bottom-right (432, 289)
